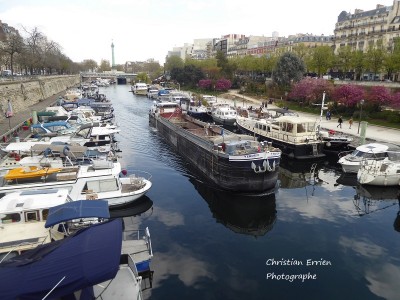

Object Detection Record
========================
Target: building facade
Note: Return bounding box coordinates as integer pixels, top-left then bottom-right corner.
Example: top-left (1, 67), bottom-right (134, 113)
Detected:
top-left (333, 1), bottom-right (400, 53)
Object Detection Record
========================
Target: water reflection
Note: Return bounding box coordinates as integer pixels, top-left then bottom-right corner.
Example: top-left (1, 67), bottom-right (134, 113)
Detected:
top-left (354, 185), bottom-right (400, 226)
top-left (109, 195), bottom-right (154, 219)
top-left (278, 159), bottom-right (324, 189)
top-left (189, 177), bottom-right (277, 237)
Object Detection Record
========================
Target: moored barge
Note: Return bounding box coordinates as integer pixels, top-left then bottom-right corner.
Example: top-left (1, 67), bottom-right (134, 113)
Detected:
top-left (149, 102), bottom-right (281, 193)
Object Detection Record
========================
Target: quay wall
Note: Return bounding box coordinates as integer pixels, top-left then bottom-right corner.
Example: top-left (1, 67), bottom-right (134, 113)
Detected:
top-left (0, 75), bottom-right (80, 121)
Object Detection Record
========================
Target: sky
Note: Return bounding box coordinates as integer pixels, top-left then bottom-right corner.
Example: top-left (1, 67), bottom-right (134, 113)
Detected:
top-left (0, 0), bottom-right (394, 65)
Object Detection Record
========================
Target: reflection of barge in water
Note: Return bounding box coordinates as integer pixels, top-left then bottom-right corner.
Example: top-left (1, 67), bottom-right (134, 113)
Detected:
top-left (190, 177), bottom-right (277, 237)
top-left (149, 102), bottom-right (281, 193)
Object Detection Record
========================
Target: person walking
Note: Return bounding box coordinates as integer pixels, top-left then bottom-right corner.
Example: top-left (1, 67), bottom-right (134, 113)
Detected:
top-left (337, 116), bottom-right (343, 128)
top-left (349, 117), bottom-right (353, 129)
top-left (326, 110), bottom-right (331, 120)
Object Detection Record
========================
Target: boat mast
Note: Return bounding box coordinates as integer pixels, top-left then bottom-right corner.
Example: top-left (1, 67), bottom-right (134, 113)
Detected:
top-left (318, 91), bottom-right (326, 133)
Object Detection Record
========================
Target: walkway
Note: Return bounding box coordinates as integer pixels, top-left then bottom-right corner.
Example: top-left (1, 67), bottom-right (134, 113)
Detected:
top-left (0, 91), bottom-right (65, 143)
top-left (221, 90), bottom-right (400, 146)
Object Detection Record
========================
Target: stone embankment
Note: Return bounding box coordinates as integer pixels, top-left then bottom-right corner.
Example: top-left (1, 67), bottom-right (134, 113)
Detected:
top-left (0, 75), bottom-right (80, 120)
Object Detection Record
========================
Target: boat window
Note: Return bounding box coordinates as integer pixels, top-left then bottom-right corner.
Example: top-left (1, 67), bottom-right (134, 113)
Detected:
top-left (387, 152), bottom-right (400, 160)
top-left (297, 123), bottom-right (306, 133)
top-left (25, 211), bottom-right (39, 222)
top-left (308, 123), bottom-right (316, 132)
top-left (42, 209), bottom-right (49, 221)
top-left (84, 178), bottom-right (119, 193)
top-left (0, 213), bottom-right (21, 224)
top-left (76, 127), bottom-right (90, 138)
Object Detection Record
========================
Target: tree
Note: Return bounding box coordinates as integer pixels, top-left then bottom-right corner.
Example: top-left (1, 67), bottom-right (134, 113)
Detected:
top-left (365, 43), bottom-right (385, 80)
top-left (288, 77), bottom-right (333, 105)
top-left (272, 52), bottom-right (305, 88)
top-left (308, 46), bottom-right (334, 77)
top-left (136, 72), bottom-right (149, 83)
top-left (198, 79), bottom-right (212, 90)
top-left (333, 84), bottom-right (365, 107)
top-left (351, 50), bottom-right (365, 81)
top-left (368, 86), bottom-right (391, 106)
top-left (292, 43), bottom-right (311, 61)
top-left (164, 55), bottom-right (184, 73)
top-left (82, 59), bottom-right (98, 72)
top-left (216, 50), bottom-right (234, 79)
top-left (0, 32), bottom-right (25, 75)
top-left (170, 64), bottom-right (204, 87)
top-left (99, 59), bottom-right (111, 72)
top-left (336, 46), bottom-right (353, 77)
top-left (215, 78), bottom-right (232, 91)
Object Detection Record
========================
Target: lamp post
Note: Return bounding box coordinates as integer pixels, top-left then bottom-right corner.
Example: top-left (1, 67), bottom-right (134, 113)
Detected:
top-left (357, 99), bottom-right (365, 134)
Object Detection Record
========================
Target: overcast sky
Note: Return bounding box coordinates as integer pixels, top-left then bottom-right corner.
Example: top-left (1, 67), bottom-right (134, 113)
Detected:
top-left (0, 0), bottom-right (393, 65)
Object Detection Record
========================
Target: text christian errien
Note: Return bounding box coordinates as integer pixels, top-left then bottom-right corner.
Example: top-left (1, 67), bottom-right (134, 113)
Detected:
top-left (265, 258), bottom-right (332, 282)
top-left (266, 258), bottom-right (332, 266)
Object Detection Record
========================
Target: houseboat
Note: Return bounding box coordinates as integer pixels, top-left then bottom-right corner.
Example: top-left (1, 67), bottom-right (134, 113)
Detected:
top-left (236, 115), bottom-right (325, 159)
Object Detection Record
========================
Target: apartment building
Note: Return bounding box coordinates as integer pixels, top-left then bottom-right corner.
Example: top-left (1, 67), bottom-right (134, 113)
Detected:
top-left (333, 1), bottom-right (400, 53)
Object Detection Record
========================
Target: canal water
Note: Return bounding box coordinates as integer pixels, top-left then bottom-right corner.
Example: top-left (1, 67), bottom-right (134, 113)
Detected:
top-left (104, 85), bottom-right (400, 300)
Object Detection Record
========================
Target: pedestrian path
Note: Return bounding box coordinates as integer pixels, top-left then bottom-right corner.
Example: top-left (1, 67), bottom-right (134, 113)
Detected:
top-left (0, 91), bottom-right (64, 143)
top-left (221, 90), bottom-right (400, 146)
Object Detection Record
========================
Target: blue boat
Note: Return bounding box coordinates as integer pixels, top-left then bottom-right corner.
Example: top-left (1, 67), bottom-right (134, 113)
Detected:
top-left (0, 219), bottom-right (144, 299)
top-left (46, 200), bottom-right (153, 276)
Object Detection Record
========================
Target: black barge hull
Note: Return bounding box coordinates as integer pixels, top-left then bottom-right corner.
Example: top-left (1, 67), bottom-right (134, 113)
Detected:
top-left (150, 115), bottom-right (279, 193)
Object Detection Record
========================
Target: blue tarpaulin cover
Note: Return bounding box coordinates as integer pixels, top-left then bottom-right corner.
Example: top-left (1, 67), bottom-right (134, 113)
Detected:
top-left (0, 218), bottom-right (122, 300)
top-left (45, 200), bottom-right (110, 228)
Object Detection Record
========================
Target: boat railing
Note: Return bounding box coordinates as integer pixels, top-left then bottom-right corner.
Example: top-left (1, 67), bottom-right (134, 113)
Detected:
top-left (0, 235), bottom-right (48, 264)
top-left (122, 227), bottom-right (153, 258)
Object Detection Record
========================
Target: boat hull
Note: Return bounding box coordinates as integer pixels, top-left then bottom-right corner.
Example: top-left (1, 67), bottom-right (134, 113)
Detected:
top-left (149, 114), bottom-right (279, 193)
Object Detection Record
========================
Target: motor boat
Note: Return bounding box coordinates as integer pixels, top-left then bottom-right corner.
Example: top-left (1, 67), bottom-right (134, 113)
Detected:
top-left (338, 142), bottom-right (400, 173)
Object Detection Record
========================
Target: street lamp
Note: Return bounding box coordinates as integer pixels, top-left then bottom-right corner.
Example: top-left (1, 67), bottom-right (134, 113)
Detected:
top-left (357, 99), bottom-right (365, 134)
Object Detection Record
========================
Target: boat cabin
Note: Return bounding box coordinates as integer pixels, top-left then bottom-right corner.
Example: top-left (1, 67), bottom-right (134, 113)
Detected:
top-left (0, 189), bottom-right (71, 259)
top-left (255, 116), bottom-right (318, 143)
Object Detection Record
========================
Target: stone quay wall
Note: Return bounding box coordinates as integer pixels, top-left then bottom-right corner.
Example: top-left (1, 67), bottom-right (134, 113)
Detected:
top-left (0, 75), bottom-right (80, 121)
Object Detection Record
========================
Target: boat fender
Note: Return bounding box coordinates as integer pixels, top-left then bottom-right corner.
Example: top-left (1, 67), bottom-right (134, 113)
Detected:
top-left (44, 148), bottom-right (52, 158)
top-left (120, 169), bottom-right (128, 176)
top-left (15, 154), bottom-right (21, 161)
top-left (326, 142), bottom-right (331, 147)
top-left (63, 146), bottom-right (70, 156)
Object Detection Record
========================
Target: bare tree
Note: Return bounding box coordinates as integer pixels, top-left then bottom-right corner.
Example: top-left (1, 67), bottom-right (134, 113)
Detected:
top-left (0, 31), bottom-right (24, 75)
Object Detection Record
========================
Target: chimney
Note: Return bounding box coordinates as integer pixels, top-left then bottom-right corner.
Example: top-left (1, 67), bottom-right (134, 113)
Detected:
top-left (354, 9), bottom-right (364, 14)
top-left (376, 4), bottom-right (384, 9)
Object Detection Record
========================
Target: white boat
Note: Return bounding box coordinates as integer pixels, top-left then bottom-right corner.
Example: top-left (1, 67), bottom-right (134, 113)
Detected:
top-left (236, 115), bottom-right (325, 159)
top-left (147, 88), bottom-right (159, 99)
top-left (149, 101), bottom-right (181, 118)
top-left (338, 143), bottom-right (400, 173)
top-left (1, 161), bottom-right (152, 207)
top-left (131, 82), bottom-right (148, 95)
top-left (202, 95), bottom-right (217, 105)
top-left (0, 189), bottom-right (71, 261)
top-left (357, 150), bottom-right (400, 186)
top-left (210, 103), bottom-right (237, 126)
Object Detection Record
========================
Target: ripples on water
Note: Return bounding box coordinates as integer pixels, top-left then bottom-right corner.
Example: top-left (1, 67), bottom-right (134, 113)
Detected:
top-left (102, 86), bottom-right (400, 300)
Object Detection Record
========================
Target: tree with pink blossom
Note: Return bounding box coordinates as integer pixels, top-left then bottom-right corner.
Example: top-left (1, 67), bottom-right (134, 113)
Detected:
top-left (332, 85), bottom-right (365, 107)
top-left (215, 78), bottom-right (232, 91)
top-left (367, 86), bottom-right (392, 106)
top-left (288, 77), bottom-right (333, 104)
top-left (198, 79), bottom-right (212, 90)
top-left (389, 91), bottom-right (400, 108)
